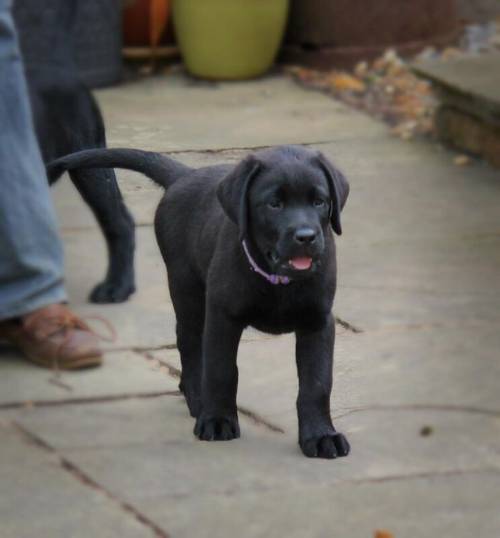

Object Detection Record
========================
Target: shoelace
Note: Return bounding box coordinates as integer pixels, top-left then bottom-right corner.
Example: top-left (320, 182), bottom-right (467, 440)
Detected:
top-left (25, 311), bottom-right (115, 342)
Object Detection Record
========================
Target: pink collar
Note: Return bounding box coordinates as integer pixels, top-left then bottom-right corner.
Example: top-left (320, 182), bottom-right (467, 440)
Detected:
top-left (242, 240), bottom-right (291, 285)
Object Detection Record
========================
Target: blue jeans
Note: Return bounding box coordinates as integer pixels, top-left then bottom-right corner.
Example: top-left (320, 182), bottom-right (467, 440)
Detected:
top-left (0, 0), bottom-right (66, 320)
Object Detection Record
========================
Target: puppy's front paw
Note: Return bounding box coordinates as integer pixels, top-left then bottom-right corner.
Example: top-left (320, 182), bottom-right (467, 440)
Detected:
top-left (194, 415), bottom-right (240, 441)
top-left (300, 432), bottom-right (350, 459)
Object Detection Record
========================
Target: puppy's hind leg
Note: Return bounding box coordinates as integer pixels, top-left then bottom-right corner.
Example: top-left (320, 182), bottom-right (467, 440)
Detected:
top-left (169, 273), bottom-right (205, 418)
top-left (70, 168), bottom-right (136, 303)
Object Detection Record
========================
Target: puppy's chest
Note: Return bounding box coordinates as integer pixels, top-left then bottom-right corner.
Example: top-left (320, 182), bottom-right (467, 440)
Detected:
top-left (244, 292), bottom-right (328, 334)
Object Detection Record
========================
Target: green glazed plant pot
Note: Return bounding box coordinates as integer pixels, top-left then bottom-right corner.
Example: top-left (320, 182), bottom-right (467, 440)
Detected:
top-left (172, 0), bottom-right (289, 80)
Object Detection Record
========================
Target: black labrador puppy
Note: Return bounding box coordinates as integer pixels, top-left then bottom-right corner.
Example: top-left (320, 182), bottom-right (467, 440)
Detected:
top-left (48, 145), bottom-right (350, 459)
top-left (13, 0), bottom-right (135, 303)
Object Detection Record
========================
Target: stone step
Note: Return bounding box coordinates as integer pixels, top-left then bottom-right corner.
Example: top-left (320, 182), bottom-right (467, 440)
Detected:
top-left (413, 51), bottom-right (500, 167)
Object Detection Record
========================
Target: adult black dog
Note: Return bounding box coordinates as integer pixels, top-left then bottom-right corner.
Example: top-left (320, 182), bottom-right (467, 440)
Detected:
top-left (48, 145), bottom-right (350, 459)
top-left (13, 0), bottom-right (135, 303)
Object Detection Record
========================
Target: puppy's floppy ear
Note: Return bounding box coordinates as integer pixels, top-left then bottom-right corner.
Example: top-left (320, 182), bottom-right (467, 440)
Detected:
top-left (315, 152), bottom-right (349, 235)
top-left (217, 155), bottom-right (261, 241)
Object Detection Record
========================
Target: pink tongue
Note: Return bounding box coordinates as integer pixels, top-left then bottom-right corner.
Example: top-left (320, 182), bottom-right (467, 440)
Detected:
top-left (289, 257), bottom-right (313, 270)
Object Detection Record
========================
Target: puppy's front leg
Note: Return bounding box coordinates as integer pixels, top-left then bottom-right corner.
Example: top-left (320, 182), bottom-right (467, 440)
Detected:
top-left (295, 314), bottom-right (350, 459)
top-left (194, 301), bottom-right (243, 441)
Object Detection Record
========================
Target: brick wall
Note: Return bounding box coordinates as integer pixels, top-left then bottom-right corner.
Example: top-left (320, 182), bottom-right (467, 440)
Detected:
top-left (457, 0), bottom-right (500, 23)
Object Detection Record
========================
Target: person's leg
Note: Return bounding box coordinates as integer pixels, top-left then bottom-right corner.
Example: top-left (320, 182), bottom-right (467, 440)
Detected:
top-left (0, 0), bottom-right (66, 321)
top-left (0, 1), bottom-right (103, 369)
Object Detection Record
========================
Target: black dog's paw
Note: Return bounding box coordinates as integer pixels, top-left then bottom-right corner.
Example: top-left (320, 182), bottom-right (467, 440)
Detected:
top-left (300, 432), bottom-right (350, 459)
top-left (89, 280), bottom-right (136, 304)
top-left (194, 415), bottom-right (240, 441)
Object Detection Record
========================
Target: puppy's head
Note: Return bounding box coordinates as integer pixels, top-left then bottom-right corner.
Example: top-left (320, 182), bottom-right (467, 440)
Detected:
top-left (217, 146), bottom-right (349, 277)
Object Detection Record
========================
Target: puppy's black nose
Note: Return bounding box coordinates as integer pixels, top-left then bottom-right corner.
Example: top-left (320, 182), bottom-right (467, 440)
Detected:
top-left (294, 227), bottom-right (317, 244)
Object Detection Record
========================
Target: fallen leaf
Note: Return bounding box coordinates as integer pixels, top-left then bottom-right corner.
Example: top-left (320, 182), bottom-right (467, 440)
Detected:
top-left (354, 60), bottom-right (368, 77)
top-left (374, 531), bottom-right (394, 538)
top-left (138, 64), bottom-right (154, 76)
top-left (420, 425), bottom-right (434, 437)
top-left (330, 72), bottom-right (366, 93)
top-left (441, 46), bottom-right (462, 60)
top-left (454, 155), bottom-right (471, 166)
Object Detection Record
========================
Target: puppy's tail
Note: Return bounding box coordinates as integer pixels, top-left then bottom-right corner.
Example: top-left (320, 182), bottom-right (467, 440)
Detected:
top-left (47, 148), bottom-right (192, 190)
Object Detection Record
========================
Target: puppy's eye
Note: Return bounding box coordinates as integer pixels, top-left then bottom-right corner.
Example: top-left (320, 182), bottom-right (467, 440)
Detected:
top-left (313, 199), bottom-right (326, 208)
top-left (268, 199), bottom-right (284, 210)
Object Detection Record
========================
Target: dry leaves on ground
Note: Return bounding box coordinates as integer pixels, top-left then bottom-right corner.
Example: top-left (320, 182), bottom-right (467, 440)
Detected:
top-left (286, 20), bottom-right (500, 142)
top-left (287, 48), bottom-right (437, 140)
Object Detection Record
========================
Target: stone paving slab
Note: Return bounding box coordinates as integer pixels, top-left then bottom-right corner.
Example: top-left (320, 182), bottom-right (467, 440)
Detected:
top-left (10, 397), bottom-right (499, 488)
top-left (96, 73), bottom-right (386, 153)
top-left (336, 284), bottom-right (500, 332)
top-left (318, 139), bottom-right (500, 244)
top-left (142, 472), bottom-right (500, 538)
top-left (0, 350), bottom-right (177, 407)
top-left (6, 395), bottom-right (190, 451)
top-left (0, 422), bottom-right (150, 538)
top-left (333, 325), bottom-right (500, 412)
top-left (8, 398), bottom-right (499, 521)
top-left (414, 53), bottom-right (500, 168)
top-left (339, 235), bottom-right (500, 296)
top-left (336, 236), bottom-right (500, 330)
top-left (414, 52), bottom-right (500, 120)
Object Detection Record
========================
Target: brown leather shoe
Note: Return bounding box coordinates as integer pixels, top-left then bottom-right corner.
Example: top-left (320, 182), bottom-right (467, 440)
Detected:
top-left (0, 304), bottom-right (105, 370)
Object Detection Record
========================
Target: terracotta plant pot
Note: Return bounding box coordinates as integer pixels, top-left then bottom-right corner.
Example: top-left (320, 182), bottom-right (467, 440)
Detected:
top-left (123, 0), bottom-right (170, 47)
top-left (172, 0), bottom-right (289, 80)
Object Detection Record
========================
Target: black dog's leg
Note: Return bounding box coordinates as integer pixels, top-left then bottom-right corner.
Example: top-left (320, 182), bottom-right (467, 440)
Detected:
top-left (70, 168), bottom-right (136, 303)
top-left (178, 317), bottom-right (203, 417)
top-left (170, 275), bottom-right (205, 418)
top-left (194, 302), bottom-right (243, 441)
top-left (295, 314), bottom-right (350, 459)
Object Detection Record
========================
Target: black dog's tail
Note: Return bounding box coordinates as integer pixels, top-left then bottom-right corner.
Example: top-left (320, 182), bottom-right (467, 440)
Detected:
top-left (47, 148), bottom-right (192, 190)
